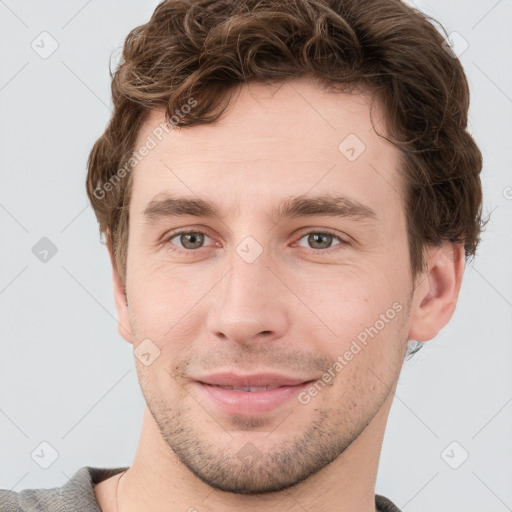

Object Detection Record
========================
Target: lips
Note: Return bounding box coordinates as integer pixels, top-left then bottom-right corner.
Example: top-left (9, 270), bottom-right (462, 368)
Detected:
top-left (213, 385), bottom-right (278, 392)
top-left (196, 372), bottom-right (311, 389)
top-left (193, 372), bottom-right (314, 416)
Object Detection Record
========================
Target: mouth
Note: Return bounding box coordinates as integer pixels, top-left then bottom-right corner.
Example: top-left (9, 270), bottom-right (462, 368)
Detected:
top-left (203, 384), bottom-right (283, 392)
top-left (192, 373), bottom-right (315, 416)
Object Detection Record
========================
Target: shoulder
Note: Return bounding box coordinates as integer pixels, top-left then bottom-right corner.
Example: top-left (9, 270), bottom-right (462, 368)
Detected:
top-left (0, 485), bottom-right (64, 512)
top-left (0, 466), bottom-right (128, 512)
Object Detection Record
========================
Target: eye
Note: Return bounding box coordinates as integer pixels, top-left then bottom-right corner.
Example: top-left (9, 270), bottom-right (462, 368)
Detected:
top-left (162, 228), bottom-right (348, 255)
top-left (295, 230), bottom-right (347, 251)
top-left (165, 230), bottom-right (213, 253)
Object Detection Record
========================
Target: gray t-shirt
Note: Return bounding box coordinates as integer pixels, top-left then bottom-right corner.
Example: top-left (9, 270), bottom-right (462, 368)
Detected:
top-left (0, 466), bottom-right (403, 511)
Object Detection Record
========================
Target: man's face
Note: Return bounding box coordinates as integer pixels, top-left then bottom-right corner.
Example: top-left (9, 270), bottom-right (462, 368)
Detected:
top-left (118, 78), bottom-right (415, 493)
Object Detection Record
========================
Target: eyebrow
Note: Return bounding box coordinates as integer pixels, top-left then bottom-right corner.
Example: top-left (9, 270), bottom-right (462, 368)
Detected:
top-left (142, 193), bottom-right (377, 224)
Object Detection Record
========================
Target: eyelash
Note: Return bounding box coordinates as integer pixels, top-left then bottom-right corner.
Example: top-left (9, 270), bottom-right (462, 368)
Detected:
top-left (162, 228), bottom-right (348, 256)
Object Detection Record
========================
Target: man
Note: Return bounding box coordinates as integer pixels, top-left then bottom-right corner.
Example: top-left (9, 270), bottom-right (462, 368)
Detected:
top-left (1, 0), bottom-right (483, 511)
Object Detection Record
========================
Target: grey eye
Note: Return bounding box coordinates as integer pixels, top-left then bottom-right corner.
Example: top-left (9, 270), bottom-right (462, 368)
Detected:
top-left (298, 232), bottom-right (340, 250)
top-left (171, 232), bottom-right (207, 250)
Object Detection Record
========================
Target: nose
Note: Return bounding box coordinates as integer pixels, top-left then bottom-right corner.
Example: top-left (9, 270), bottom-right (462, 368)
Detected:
top-left (206, 252), bottom-right (289, 346)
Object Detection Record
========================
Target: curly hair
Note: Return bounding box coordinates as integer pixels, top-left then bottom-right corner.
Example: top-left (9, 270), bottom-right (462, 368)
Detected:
top-left (86, 0), bottom-right (485, 358)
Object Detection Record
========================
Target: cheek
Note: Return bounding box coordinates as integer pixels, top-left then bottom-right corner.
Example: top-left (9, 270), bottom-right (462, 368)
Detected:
top-left (314, 305), bottom-right (407, 417)
top-left (310, 264), bottom-right (402, 328)
top-left (309, 267), bottom-right (408, 372)
top-left (126, 269), bottom-right (211, 387)
top-left (126, 251), bottom-right (202, 329)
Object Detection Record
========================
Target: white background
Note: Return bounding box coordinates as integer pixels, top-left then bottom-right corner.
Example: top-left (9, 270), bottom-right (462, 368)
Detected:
top-left (0, 1), bottom-right (511, 511)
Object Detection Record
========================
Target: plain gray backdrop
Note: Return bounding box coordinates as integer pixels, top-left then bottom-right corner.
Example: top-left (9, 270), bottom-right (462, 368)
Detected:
top-left (0, 1), bottom-right (511, 511)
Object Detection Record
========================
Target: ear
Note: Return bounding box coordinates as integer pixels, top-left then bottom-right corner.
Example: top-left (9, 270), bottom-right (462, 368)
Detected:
top-left (408, 243), bottom-right (466, 342)
top-left (105, 230), bottom-right (133, 345)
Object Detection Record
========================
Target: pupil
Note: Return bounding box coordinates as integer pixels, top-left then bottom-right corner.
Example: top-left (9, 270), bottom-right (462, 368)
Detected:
top-left (309, 233), bottom-right (332, 249)
top-left (183, 233), bottom-right (203, 248)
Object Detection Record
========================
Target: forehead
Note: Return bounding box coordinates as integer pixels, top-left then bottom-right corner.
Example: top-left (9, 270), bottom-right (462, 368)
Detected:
top-left (130, 78), bottom-right (404, 223)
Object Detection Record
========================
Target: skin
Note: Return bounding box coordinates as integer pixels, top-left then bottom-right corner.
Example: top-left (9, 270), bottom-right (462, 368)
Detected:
top-left (94, 76), bottom-right (465, 512)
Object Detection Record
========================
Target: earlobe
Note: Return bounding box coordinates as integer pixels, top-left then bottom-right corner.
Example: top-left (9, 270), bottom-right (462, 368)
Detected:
top-left (408, 243), bottom-right (466, 343)
top-left (106, 230), bottom-right (133, 344)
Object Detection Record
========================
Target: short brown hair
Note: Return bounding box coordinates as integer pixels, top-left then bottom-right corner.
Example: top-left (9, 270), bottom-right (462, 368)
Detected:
top-left (86, 0), bottom-right (484, 298)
